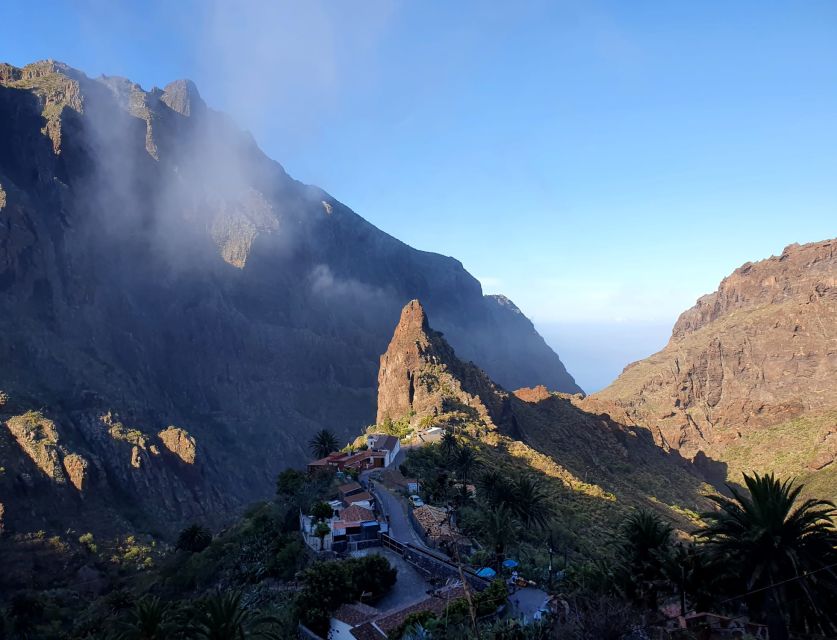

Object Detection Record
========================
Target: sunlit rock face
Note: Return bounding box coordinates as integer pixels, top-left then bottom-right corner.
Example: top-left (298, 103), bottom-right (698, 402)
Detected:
top-left (585, 239), bottom-right (837, 498)
top-left (0, 61), bottom-right (579, 536)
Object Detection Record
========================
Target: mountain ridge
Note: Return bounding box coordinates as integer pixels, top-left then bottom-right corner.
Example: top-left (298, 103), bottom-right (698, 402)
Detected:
top-left (584, 237), bottom-right (837, 496)
top-left (0, 60), bottom-right (578, 536)
top-left (377, 299), bottom-right (715, 543)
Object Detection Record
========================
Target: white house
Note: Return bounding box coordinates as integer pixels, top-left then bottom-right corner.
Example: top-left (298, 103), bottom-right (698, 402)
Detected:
top-left (366, 433), bottom-right (401, 467)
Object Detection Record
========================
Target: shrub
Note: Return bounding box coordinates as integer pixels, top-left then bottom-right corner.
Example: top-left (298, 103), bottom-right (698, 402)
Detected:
top-left (297, 555), bottom-right (397, 636)
top-left (176, 524), bottom-right (212, 553)
top-left (310, 501), bottom-right (333, 522)
top-left (78, 532), bottom-right (97, 554)
top-left (276, 468), bottom-right (306, 497)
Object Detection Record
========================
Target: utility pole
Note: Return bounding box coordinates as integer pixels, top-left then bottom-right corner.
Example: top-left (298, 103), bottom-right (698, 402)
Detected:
top-left (448, 511), bottom-right (478, 637)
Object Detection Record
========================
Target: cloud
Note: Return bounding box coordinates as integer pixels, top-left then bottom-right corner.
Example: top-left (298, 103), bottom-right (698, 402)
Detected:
top-left (194, 0), bottom-right (397, 142)
top-left (309, 264), bottom-right (388, 304)
top-left (476, 275), bottom-right (503, 293)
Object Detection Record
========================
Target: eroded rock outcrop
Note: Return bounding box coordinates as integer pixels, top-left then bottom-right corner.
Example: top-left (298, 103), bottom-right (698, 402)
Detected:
top-left (158, 426), bottom-right (197, 464)
top-left (4, 412), bottom-right (67, 484)
top-left (377, 300), bottom-right (509, 429)
top-left (62, 453), bottom-right (89, 491)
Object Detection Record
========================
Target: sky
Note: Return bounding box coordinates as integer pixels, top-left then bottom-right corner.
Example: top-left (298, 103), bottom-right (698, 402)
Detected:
top-left (3, 1), bottom-right (836, 391)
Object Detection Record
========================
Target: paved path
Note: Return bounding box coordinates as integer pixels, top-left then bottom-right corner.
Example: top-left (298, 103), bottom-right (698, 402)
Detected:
top-left (373, 481), bottom-right (430, 549)
top-left (508, 587), bottom-right (550, 623)
top-left (351, 547), bottom-right (432, 611)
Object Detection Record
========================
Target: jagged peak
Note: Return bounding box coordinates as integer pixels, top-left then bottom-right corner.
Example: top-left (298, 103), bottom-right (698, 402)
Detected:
top-left (395, 299), bottom-right (431, 337)
top-left (161, 79), bottom-right (205, 116)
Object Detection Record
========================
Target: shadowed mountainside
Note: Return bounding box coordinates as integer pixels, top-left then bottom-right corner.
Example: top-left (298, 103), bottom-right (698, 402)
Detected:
top-left (0, 60), bottom-right (579, 536)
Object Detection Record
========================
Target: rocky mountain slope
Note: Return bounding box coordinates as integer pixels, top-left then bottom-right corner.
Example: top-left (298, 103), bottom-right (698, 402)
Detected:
top-left (378, 300), bottom-right (714, 542)
top-left (0, 60), bottom-right (579, 536)
top-left (585, 239), bottom-right (837, 497)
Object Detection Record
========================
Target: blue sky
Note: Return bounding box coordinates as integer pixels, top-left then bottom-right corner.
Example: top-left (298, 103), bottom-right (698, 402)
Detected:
top-left (4, 1), bottom-right (836, 391)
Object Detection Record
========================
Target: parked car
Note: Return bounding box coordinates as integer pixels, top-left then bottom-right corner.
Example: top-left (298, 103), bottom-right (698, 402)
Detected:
top-left (409, 494), bottom-right (424, 508)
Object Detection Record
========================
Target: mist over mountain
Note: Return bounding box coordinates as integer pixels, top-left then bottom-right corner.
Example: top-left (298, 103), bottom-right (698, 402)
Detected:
top-left (0, 60), bottom-right (579, 535)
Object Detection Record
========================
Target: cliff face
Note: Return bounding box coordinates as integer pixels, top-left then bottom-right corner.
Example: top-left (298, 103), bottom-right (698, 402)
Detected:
top-left (585, 239), bottom-right (837, 497)
top-left (377, 300), bottom-right (714, 532)
top-left (377, 300), bottom-right (511, 428)
top-left (0, 61), bottom-right (578, 536)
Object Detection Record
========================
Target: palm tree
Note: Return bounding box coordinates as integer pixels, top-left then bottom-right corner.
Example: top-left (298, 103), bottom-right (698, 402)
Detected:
top-left (621, 510), bottom-right (672, 565)
top-left (509, 474), bottom-right (553, 529)
top-left (618, 509), bottom-right (673, 608)
top-left (440, 429), bottom-right (458, 460)
top-left (308, 429), bottom-right (339, 459)
top-left (481, 505), bottom-right (518, 568)
top-left (697, 473), bottom-right (837, 639)
top-left (115, 596), bottom-right (177, 640)
top-left (176, 524), bottom-right (212, 553)
top-left (455, 446), bottom-right (479, 487)
top-left (659, 542), bottom-right (726, 616)
top-left (478, 469), bottom-right (515, 507)
top-left (192, 592), bottom-right (281, 640)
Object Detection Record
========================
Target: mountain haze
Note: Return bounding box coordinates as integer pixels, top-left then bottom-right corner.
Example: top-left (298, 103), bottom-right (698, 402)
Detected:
top-left (0, 60), bottom-right (579, 536)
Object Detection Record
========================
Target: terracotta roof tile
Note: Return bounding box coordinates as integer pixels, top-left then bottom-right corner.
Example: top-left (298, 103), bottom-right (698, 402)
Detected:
top-left (333, 602), bottom-right (379, 626)
top-left (339, 505), bottom-right (375, 523)
top-left (345, 491), bottom-right (373, 504)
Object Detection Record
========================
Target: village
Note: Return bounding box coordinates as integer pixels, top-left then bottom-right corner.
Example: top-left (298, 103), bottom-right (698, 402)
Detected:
top-left (294, 427), bottom-right (767, 640)
top-left (298, 428), bottom-right (552, 639)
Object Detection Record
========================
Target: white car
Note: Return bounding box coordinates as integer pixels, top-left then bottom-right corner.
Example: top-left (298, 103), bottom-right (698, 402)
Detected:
top-left (409, 494), bottom-right (424, 508)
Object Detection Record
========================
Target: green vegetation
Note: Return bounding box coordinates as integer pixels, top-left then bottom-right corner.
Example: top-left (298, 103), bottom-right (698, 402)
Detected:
top-left (78, 532), bottom-right (97, 554)
top-left (176, 525), bottom-right (212, 554)
top-left (719, 411), bottom-right (837, 502)
top-left (297, 555), bottom-right (398, 635)
top-left (377, 415), bottom-right (415, 440)
top-left (310, 501), bottom-right (334, 522)
top-left (698, 472), bottom-right (837, 638)
top-left (308, 428), bottom-right (340, 459)
top-left (2, 424), bottom-right (833, 640)
top-left (557, 473), bottom-right (837, 639)
top-left (0, 465), bottom-right (403, 639)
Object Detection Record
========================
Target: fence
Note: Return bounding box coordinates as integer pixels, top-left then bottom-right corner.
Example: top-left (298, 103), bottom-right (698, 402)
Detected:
top-left (380, 533), bottom-right (490, 591)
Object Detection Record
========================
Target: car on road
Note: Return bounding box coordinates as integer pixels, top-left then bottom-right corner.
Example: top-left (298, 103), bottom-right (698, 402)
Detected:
top-left (408, 494), bottom-right (424, 508)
